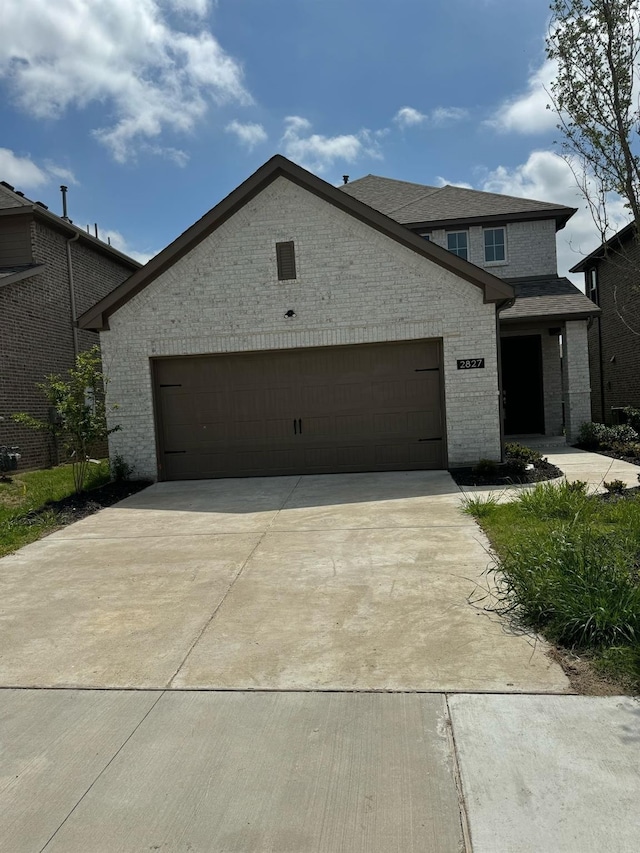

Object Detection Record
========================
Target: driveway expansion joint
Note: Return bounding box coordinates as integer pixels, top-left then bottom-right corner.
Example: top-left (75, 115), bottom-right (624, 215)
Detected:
top-left (165, 476), bottom-right (303, 689)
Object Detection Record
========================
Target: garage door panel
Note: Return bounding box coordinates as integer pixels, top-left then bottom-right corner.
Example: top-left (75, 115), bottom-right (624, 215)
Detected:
top-left (154, 340), bottom-right (444, 479)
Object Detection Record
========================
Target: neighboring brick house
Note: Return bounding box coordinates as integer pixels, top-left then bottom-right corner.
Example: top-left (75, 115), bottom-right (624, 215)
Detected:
top-left (0, 181), bottom-right (141, 469)
top-left (78, 156), bottom-right (598, 481)
top-left (570, 223), bottom-right (640, 423)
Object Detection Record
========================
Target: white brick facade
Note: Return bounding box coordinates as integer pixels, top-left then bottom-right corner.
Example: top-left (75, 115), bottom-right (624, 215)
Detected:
top-left (101, 177), bottom-right (502, 479)
top-left (562, 319), bottom-right (591, 442)
top-left (426, 218), bottom-right (558, 279)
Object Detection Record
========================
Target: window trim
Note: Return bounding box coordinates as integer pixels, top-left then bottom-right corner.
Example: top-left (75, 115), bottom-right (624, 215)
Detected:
top-left (446, 230), bottom-right (469, 260)
top-left (483, 227), bottom-right (507, 265)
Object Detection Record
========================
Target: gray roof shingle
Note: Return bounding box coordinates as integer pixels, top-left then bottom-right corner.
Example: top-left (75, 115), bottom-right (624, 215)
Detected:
top-left (500, 276), bottom-right (599, 322)
top-left (339, 175), bottom-right (575, 228)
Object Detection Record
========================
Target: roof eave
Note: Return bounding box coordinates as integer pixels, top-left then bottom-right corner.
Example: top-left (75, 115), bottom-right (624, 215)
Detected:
top-left (405, 207), bottom-right (577, 233)
top-left (569, 222), bottom-right (636, 272)
top-left (0, 264), bottom-right (46, 289)
top-left (500, 308), bottom-right (600, 324)
top-left (0, 201), bottom-right (141, 270)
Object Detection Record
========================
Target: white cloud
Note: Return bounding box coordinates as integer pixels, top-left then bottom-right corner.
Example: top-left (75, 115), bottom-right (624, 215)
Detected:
top-left (167, 0), bottom-right (211, 16)
top-left (0, 148), bottom-right (77, 190)
top-left (488, 59), bottom-right (558, 134)
top-left (0, 0), bottom-right (251, 163)
top-left (394, 105), bottom-right (468, 129)
top-left (431, 106), bottom-right (469, 126)
top-left (394, 107), bottom-right (426, 127)
top-left (101, 229), bottom-right (156, 265)
top-left (435, 176), bottom-right (473, 190)
top-left (477, 150), bottom-right (630, 282)
top-left (225, 120), bottom-right (268, 150)
top-left (280, 116), bottom-right (383, 173)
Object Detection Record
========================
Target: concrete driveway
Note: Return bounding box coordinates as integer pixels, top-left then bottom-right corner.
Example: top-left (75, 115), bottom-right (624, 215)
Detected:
top-left (0, 470), bottom-right (567, 692)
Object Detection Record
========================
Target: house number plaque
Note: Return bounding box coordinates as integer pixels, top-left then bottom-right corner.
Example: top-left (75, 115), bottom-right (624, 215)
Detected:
top-left (457, 358), bottom-right (485, 369)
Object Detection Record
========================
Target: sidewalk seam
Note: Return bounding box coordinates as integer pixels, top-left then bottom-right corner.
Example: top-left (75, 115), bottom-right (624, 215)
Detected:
top-left (444, 693), bottom-right (473, 853)
top-left (38, 690), bottom-right (166, 852)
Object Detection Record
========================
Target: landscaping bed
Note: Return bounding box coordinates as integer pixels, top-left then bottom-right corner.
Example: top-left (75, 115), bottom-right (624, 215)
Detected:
top-left (19, 478), bottom-right (151, 527)
top-left (451, 458), bottom-right (562, 487)
top-left (0, 462), bottom-right (151, 557)
top-left (450, 441), bottom-right (563, 487)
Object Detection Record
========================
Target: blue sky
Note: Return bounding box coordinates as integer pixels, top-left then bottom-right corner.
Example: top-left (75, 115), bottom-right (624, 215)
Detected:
top-left (0, 0), bottom-right (627, 280)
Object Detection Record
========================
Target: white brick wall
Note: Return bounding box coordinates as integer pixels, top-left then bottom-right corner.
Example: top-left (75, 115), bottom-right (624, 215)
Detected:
top-left (426, 219), bottom-right (558, 279)
top-left (101, 177), bottom-right (502, 479)
top-left (562, 319), bottom-right (591, 442)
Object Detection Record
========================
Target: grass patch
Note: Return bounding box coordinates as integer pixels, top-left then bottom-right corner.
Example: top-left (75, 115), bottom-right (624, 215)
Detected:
top-left (465, 481), bottom-right (640, 691)
top-left (0, 461), bottom-right (110, 557)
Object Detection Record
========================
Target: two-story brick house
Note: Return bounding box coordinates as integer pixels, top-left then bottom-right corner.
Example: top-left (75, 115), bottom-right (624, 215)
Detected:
top-left (339, 174), bottom-right (599, 444)
top-left (570, 223), bottom-right (640, 423)
top-left (78, 155), bottom-right (598, 481)
top-left (0, 181), bottom-right (141, 468)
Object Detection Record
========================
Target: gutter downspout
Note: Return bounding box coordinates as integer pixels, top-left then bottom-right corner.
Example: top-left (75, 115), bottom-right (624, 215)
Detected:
top-left (496, 297), bottom-right (515, 462)
top-left (66, 231), bottom-right (80, 358)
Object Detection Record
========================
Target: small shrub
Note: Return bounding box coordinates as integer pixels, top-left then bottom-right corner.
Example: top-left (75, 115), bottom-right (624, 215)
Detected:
top-left (609, 441), bottom-right (640, 460)
top-left (472, 458), bottom-right (498, 476)
top-left (110, 454), bottom-right (133, 483)
top-left (507, 458), bottom-right (528, 477)
top-left (602, 424), bottom-right (639, 447)
top-left (577, 421), bottom-right (638, 449)
top-left (622, 406), bottom-right (640, 433)
top-left (604, 479), bottom-right (627, 495)
top-left (517, 480), bottom-right (592, 521)
top-left (504, 442), bottom-right (543, 465)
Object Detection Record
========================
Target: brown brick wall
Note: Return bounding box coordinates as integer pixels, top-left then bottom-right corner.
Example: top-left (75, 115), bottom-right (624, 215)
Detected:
top-left (587, 238), bottom-right (640, 424)
top-left (0, 216), bottom-right (136, 469)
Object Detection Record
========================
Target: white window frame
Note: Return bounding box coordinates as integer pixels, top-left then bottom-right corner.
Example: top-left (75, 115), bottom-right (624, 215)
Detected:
top-left (447, 230), bottom-right (468, 260)
top-left (483, 227), bottom-right (507, 265)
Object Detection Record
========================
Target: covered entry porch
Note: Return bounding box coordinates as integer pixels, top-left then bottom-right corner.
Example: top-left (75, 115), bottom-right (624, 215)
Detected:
top-left (498, 276), bottom-right (600, 443)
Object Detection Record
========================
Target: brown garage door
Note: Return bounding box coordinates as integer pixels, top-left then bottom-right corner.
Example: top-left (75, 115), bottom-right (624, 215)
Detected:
top-left (153, 340), bottom-right (445, 480)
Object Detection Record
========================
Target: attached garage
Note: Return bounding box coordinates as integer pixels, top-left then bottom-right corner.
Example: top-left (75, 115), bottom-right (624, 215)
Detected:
top-left (79, 155), bottom-right (513, 480)
top-left (154, 340), bottom-right (444, 480)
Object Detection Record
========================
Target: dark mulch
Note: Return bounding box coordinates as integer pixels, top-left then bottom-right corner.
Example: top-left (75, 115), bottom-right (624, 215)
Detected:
top-left (575, 445), bottom-right (640, 467)
top-left (450, 459), bottom-right (563, 487)
top-left (20, 479), bottom-right (152, 527)
top-left (598, 485), bottom-right (640, 503)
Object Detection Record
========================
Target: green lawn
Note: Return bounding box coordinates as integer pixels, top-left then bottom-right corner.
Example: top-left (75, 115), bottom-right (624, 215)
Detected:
top-left (464, 481), bottom-right (640, 691)
top-left (0, 461), bottom-right (110, 557)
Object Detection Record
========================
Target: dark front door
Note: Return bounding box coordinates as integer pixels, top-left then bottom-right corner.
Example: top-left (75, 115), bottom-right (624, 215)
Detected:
top-left (501, 335), bottom-right (545, 435)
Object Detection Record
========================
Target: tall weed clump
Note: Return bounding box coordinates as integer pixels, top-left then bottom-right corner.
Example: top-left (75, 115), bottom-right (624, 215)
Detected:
top-left (492, 527), bottom-right (640, 649)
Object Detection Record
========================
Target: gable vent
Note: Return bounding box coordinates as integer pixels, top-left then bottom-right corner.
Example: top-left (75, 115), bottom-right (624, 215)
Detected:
top-left (276, 241), bottom-right (297, 280)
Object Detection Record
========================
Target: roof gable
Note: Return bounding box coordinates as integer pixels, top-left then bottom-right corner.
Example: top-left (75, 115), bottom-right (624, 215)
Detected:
top-left (79, 155), bottom-right (513, 331)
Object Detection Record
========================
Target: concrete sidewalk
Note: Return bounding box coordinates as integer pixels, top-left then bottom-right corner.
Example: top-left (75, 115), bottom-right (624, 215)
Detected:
top-left (2, 688), bottom-right (639, 852)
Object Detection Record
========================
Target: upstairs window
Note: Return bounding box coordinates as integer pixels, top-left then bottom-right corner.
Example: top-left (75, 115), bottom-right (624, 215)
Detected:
top-left (588, 267), bottom-right (599, 305)
top-left (447, 231), bottom-right (468, 260)
top-left (276, 241), bottom-right (297, 280)
top-left (484, 228), bottom-right (506, 263)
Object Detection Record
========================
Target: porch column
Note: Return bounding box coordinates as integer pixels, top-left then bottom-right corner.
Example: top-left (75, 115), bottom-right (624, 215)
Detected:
top-left (562, 320), bottom-right (592, 442)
